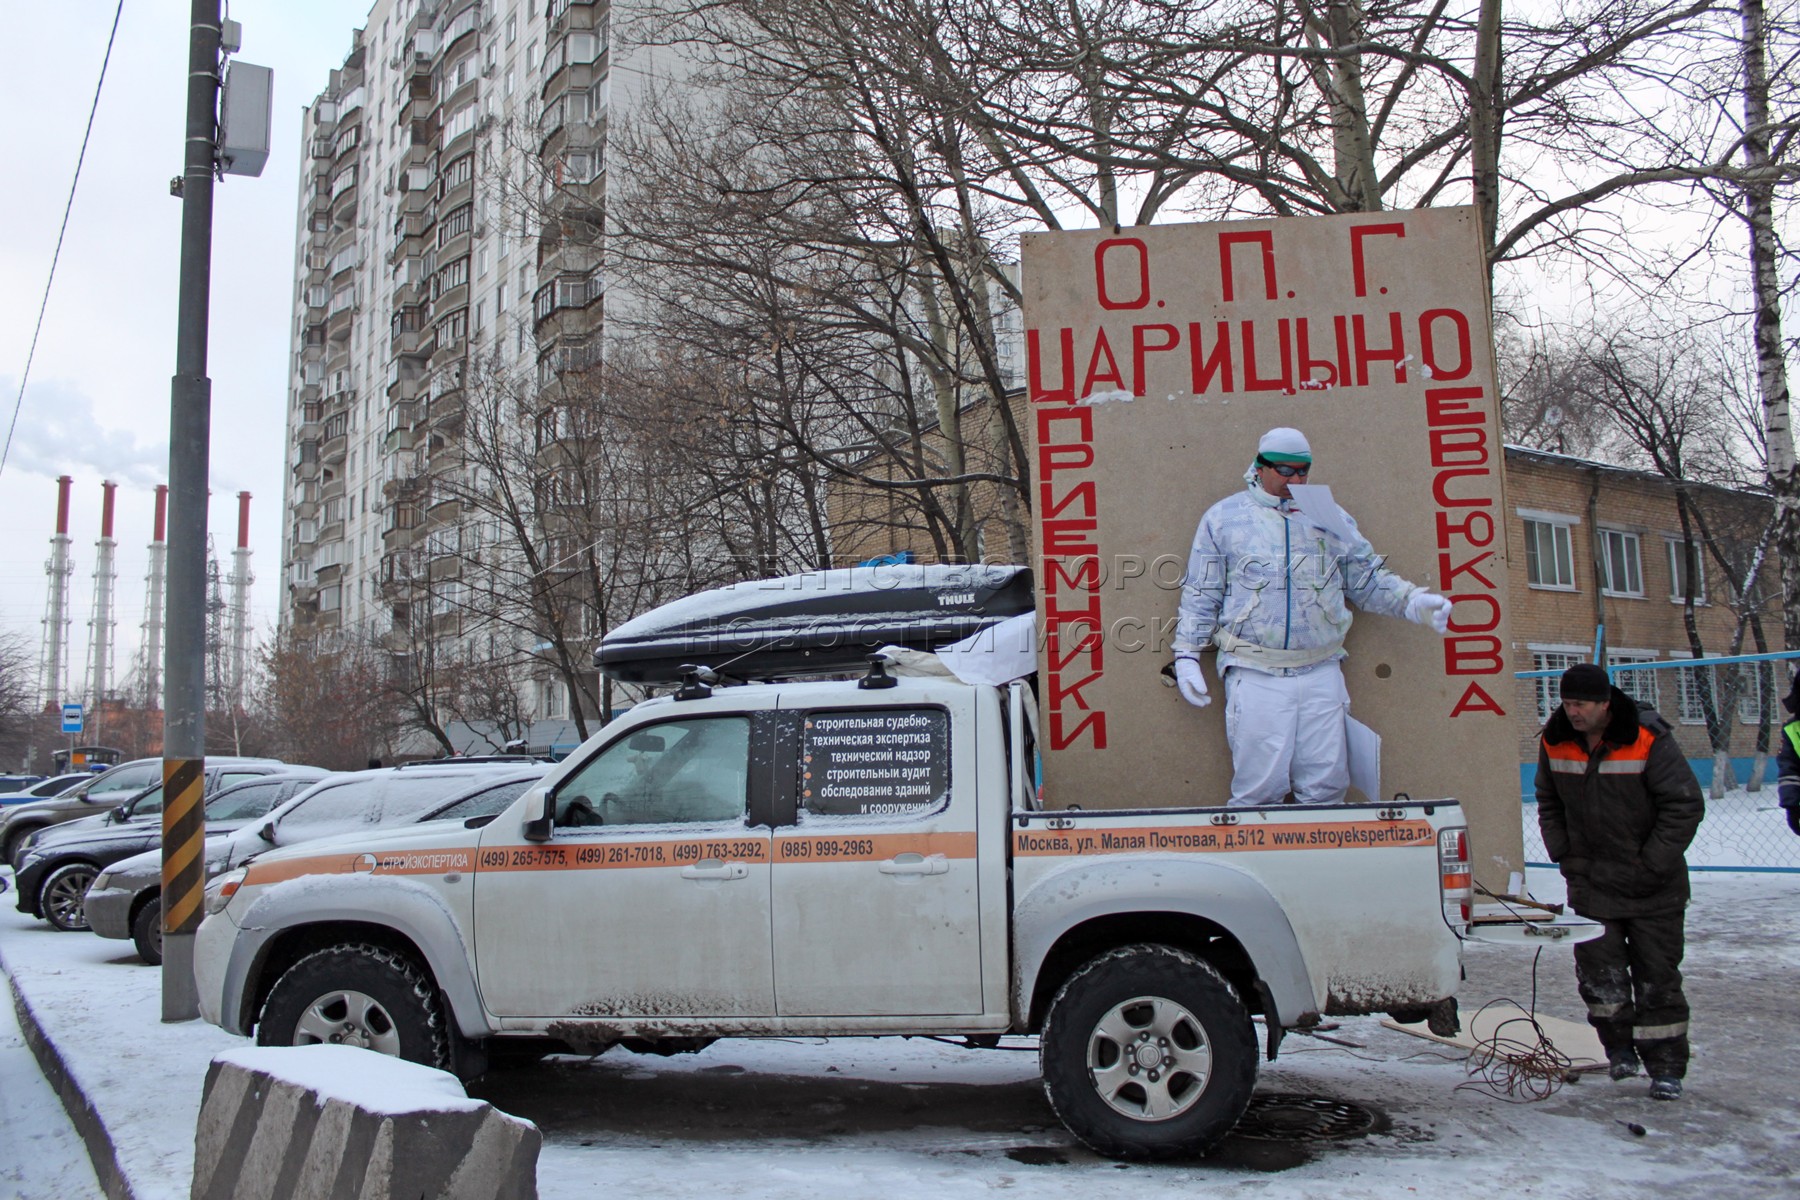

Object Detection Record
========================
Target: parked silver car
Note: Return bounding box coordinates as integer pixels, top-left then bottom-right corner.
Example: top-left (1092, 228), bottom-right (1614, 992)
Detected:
top-left (0, 757), bottom-right (285, 865)
top-left (87, 762), bottom-right (546, 963)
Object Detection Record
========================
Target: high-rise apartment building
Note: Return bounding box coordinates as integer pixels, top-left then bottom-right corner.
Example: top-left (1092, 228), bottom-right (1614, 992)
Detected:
top-left (281, 0), bottom-right (623, 742)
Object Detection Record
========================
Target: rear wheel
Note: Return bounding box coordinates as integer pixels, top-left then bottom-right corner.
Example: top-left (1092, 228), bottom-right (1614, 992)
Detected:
top-left (131, 896), bottom-right (164, 965)
top-left (257, 944), bottom-right (450, 1069)
top-left (1040, 944), bottom-right (1257, 1161)
top-left (41, 862), bottom-right (99, 932)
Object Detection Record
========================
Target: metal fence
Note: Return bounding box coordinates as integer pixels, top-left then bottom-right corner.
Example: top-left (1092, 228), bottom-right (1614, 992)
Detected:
top-left (1518, 649), bottom-right (1800, 874)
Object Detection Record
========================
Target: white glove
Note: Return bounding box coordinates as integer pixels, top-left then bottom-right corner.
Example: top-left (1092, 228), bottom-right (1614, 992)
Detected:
top-left (1174, 657), bottom-right (1212, 708)
top-left (1405, 591), bottom-right (1452, 635)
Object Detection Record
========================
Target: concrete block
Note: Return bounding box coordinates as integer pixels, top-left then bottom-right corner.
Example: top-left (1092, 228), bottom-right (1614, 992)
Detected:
top-left (193, 1046), bottom-right (539, 1200)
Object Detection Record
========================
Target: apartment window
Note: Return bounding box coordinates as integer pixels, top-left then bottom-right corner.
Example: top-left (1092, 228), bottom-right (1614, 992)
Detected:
top-left (441, 153), bottom-right (474, 196)
top-left (1597, 529), bottom-right (1643, 597)
top-left (526, 40), bottom-right (538, 70)
top-left (438, 204), bottom-right (473, 246)
top-left (506, 14), bottom-right (517, 44)
top-left (1666, 538), bottom-right (1705, 604)
top-left (540, 677), bottom-right (567, 721)
top-left (1532, 650), bottom-right (1586, 724)
top-left (1674, 660), bottom-right (1715, 725)
top-left (1735, 662), bottom-right (1776, 725)
top-left (442, 103), bottom-right (478, 144)
top-left (1607, 652), bottom-right (1660, 712)
top-left (497, 282), bottom-right (509, 316)
top-left (1524, 518), bottom-right (1576, 590)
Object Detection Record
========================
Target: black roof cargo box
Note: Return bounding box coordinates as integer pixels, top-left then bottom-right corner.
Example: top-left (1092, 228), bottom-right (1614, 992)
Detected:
top-left (596, 564), bottom-right (1033, 684)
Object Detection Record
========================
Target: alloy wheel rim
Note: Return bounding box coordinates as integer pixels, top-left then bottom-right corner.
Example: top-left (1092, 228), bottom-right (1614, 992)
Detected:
top-left (45, 869), bottom-right (95, 929)
top-left (1085, 994), bottom-right (1213, 1121)
top-left (293, 989), bottom-right (403, 1055)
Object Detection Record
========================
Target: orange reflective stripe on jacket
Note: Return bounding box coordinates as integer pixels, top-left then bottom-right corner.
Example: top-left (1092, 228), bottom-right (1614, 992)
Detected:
top-left (1543, 727), bottom-right (1655, 776)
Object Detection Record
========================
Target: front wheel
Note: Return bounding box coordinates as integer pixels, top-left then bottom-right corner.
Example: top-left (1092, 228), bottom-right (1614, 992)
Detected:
top-left (257, 944), bottom-right (450, 1069)
top-left (41, 862), bottom-right (99, 932)
top-left (131, 895), bottom-right (163, 965)
top-left (1040, 944), bottom-right (1257, 1161)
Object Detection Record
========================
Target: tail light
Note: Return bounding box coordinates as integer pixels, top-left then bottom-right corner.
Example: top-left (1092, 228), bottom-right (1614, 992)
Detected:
top-left (1438, 826), bottom-right (1472, 929)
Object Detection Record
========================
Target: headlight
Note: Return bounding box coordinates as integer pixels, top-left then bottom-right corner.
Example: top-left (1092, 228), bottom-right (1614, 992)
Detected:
top-left (204, 868), bottom-right (248, 916)
top-left (91, 871), bottom-right (113, 891)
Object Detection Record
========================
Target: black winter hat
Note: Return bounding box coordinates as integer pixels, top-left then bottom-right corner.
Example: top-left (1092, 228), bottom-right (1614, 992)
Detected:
top-left (1559, 662), bottom-right (1612, 703)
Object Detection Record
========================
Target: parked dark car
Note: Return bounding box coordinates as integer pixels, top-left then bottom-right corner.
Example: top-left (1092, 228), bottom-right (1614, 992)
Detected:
top-left (14, 769), bottom-right (331, 932)
top-left (0, 757), bottom-right (287, 867)
top-left (87, 762), bottom-right (548, 963)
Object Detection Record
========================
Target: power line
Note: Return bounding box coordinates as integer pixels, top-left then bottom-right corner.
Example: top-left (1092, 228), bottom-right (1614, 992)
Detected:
top-left (0, 0), bottom-right (128, 480)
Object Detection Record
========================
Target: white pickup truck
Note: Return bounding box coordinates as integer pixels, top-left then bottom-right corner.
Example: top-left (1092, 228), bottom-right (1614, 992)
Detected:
top-left (194, 667), bottom-right (1474, 1160)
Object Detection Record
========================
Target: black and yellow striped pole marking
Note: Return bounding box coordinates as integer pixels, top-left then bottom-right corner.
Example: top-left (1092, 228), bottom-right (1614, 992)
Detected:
top-left (161, 757), bottom-right (207, 938)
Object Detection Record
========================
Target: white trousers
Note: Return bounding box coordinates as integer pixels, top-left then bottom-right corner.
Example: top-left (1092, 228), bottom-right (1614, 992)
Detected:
top-left (1222, 663), bottom-right (1350, 806)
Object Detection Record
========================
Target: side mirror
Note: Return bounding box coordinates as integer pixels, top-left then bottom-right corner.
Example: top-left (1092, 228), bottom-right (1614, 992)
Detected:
top-left (521, 790), bottom-right (553, 843)
top-left (257, 820), bottom-right (277, 845)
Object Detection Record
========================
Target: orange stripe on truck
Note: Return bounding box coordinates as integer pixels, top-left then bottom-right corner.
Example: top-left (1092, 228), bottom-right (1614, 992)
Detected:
top-left (1013, 820), bottom-right (1436, 857)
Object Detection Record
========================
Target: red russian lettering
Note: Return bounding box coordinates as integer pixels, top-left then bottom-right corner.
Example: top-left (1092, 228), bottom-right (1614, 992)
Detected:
top-left (1050, 710), bottom-right (1107, 750)
top-left (1296, 316), bottom-right (1340, 389)
top-left (1081, 328), bottom-right (1126, 394)
top-left (1242, 319), bottom-right (1294, 392)
top-left (1435, 509), bottom-right (1495, 548)
top-left (1046, 556), bottom-right (1101, 594)
top-left (1049, 670), bottom-right (1103, 711)
top-left (1419, 308), bottom-right (1472, 380)
top-left (1354, 312), bottom-right (1407, 386)
top-left (1426, 385), bottom-right (1485, 426)
top-left (1042, 444), bottom-right (1095, 473)
top-left (1446, 593), bottom-right (1501, 634)
top-left (1437, 551), bottom-right (1497, 591)
top-left (1349, 222), bottom-right (1407, 297)
top-left (1042, 519), bottom-right (1098, 557)
top-left (1095, 238), bottom-right (1151, 310)
top-left (1449, 682), bottom-right (1507, 717)
top-left (1218, 230), bottom-right (1277, 302)
top-left (1026, 327), bottom-right (1075, 403)
top-left (1188, 321), bottom-right (1234, 394)
top-left (1046, 625), bottom-right (1103, 670)
top-left (1132, 324), bottom-right (1181, 395)
top-left (1429, 426), bottom-right (1488, 468)
top-left (1036, 404), bottom-right (1093, 446)
top-left (1039, 479), bottom-right (1096, 519)
top-left (1431, 467), bottom-right (1490, 508)
top-left (1444, 636), bottom-right (1504, 675)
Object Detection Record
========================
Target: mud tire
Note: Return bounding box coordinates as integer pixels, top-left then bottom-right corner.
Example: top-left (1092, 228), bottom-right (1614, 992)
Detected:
top-left (1040, 943), bottom-right (1257, 1161)
top-left (257, 943), bottom-right (450, 1069)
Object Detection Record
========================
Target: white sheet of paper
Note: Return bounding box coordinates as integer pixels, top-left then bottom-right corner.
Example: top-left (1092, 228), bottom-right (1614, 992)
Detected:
top-left (1287, 483), bottom-right (1356, 543)
top-left (1346, 716), bottom-right (1381, 803)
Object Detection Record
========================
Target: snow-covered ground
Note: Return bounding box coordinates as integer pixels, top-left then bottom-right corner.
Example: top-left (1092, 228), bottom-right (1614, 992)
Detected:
top-left (0, 937), bottom-right (102, 1199)
top-left (1523, 786), bottom-right (1800, 873)
top-left (2, 868), bottom-right (1797, 1200)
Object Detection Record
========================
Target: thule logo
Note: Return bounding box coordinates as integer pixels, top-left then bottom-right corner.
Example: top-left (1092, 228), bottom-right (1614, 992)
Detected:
top-left (935, 592), bottom-right (975, 605)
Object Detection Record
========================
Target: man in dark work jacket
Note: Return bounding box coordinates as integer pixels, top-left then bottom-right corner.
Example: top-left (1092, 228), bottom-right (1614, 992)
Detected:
top-left (1536, 663), bottom-right (1703, 1101)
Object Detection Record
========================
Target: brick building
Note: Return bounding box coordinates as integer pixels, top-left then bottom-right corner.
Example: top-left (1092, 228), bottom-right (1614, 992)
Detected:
top-left (1501, 446), bottom-right (1783, 775)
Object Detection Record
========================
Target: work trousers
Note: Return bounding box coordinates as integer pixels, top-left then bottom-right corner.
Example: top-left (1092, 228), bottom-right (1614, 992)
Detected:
top-left (1573, 910), bottom-right (1690, 1078)
top-left (1222, 662), bottom-right (1349, 806)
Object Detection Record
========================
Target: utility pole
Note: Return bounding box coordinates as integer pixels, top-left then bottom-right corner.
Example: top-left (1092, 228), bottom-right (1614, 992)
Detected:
top-left (161, 0), bottom-right (222, 1021)
top-left (161, 5), bottom-right (271, 1022)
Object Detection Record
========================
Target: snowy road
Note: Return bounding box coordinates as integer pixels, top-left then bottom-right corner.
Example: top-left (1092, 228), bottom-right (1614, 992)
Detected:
top-left (2, 869), bottom-right (1797, 1199)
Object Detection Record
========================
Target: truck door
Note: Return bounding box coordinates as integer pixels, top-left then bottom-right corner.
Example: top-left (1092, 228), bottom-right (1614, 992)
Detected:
top-left (474, 712), bottom-right (775, 1019)
top-left (770, 696), bottom-right (984, 1016)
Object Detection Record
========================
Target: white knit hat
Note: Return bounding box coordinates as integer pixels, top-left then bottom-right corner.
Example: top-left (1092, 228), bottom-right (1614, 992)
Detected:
top-left (1257, 427), bottom-right (1312, 465)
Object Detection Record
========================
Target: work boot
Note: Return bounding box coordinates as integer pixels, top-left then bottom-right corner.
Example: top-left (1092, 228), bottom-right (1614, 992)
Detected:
top-left (1607, 1052), bottom-right (1641, 1081)
top-left (1648, 1077), bottom-right (1682, 1101)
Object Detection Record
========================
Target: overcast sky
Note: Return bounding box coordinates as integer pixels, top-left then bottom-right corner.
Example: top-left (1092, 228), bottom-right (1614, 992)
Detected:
top-left (0, 1), bottom-right (376, 702)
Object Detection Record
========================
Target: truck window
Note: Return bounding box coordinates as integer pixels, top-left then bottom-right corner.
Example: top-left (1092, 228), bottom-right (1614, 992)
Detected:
top-left (553, 717), bottom-right (750, 827)
top-left (799, 708), bottom-right (949, 818)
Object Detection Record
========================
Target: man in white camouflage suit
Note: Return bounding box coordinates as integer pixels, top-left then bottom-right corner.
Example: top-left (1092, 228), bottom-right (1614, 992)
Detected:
top-left (1172, 427), bottom-right (1452, 806)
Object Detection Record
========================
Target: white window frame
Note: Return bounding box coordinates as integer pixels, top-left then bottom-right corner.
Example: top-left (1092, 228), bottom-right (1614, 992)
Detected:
top-left (1606, 650), bottom-right (1660, 713)
top-left (1523, 517), bottom-right (1577, 590)
top-left (1665, 537), bottom-right (1706, 605)
top-left (1666, 651), bottom-right (1711, 726)
top-left (1529, 645), bottom-right (1589, 725)
top-left (1597, 528), bottom-right (1644, 598)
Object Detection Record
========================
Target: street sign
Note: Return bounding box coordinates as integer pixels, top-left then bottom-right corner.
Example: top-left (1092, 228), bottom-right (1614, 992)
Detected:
top-left (60, 703), bottom-right (83, 735)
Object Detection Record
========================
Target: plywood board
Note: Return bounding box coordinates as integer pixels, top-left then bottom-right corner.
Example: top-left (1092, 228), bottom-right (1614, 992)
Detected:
top-left (1385, 1003), bottom-right (1609, 1071)
top-left (1020, 209), bottom-right (1524, 878)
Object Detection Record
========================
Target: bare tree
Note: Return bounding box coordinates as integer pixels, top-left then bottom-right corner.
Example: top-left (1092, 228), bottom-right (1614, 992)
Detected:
top-left (253, 628), bottom-right (396, 770)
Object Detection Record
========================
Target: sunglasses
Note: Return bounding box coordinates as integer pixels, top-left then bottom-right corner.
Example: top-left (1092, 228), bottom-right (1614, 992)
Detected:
top-left (1257, 459), bottom-right (1310, 478)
